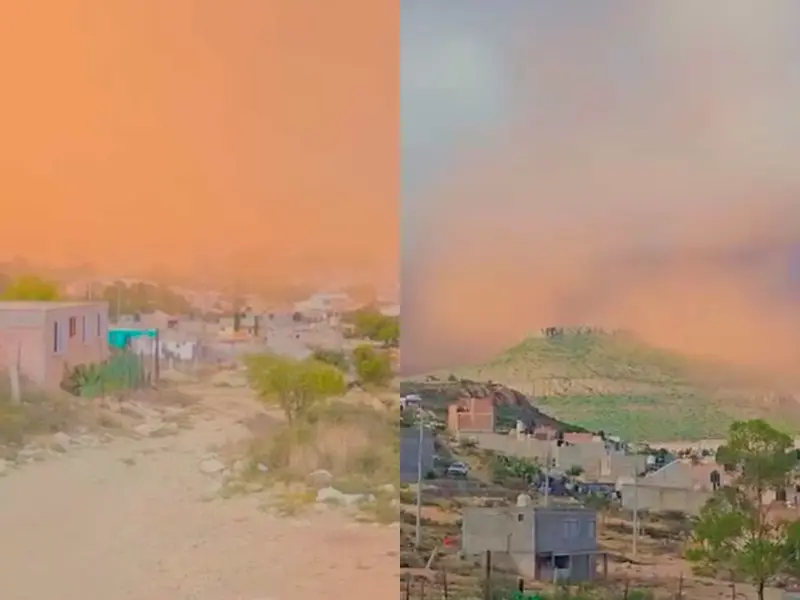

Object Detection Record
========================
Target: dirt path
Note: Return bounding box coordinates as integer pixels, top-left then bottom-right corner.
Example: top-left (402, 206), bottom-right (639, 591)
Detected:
top-left (0, 385), bottom-right (398, 600)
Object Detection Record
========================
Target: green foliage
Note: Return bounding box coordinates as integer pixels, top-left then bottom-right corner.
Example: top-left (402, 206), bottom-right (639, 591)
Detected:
top-left (244, 353), bottom-right (346, 424)
top-left (101, 281), bottom-right (191, 316)
top-left (491, 454), bottom-right (540, 482)
top-left (346, 308), bottom-right (399, 347)
top-left (438, 331), bottom-right (796, 441)
top-left (61, 352), bottom-right (146, 397)
top-left (310, 347), bottom-right (349, 373)
top-left (0, 275), bottom-right (60, 301)
top-left (352, 344), bottom-right (393, 387)
top-left (566, 465), bottom-right (585, 477)
top-left (686, 420), bottom-right (799, 599)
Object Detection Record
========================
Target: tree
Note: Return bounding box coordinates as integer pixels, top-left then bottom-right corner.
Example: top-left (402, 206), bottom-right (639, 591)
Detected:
top-left (352, 344), bottom-right (393, 387)
top-left (347, 309), bottom-right (398, 347)
top-left (686, 419), bottom-right (798, 600)
top-left (375, 316), bottom-right (399, 347)
top-left (244, 354), bottom-right (346, 425)
top-left (100, 281), bottom-right (191, 315)
top-left (566, 465), bottom-right (585, 478)
top-left (310, 347), bottom-right (349, 373)
top-left (0, 275), bottom-right (60, 301)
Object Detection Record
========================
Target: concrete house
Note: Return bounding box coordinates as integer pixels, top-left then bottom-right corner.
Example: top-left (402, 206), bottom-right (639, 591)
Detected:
top-left (0, 301), bottom-right (109, 390)
top-left (462, 506), bottom-right (600, 582)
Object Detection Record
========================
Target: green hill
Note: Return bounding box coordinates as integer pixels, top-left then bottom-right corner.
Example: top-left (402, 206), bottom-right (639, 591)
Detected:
top-left (412, 331), bottom-right (800, 442)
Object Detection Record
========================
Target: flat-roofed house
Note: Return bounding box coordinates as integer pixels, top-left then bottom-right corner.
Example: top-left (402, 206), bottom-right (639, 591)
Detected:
top-left (0, 301), bottom-right (109, 389)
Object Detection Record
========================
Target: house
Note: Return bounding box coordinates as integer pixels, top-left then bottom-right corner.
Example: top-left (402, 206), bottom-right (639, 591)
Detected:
top-left (218, 311), bottom-right (264, 338)
top-left (400, 426), bottom-right (435, 483)
top-left (447, 396), bottom-right (495, 434)
top-left (461, 506), bottom-right (601, 582)
top-left (0, 301), bottom-right (109, 390)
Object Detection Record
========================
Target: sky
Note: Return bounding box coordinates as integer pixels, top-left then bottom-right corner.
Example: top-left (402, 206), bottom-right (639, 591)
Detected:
top-left (401, 0), bottom-right (800, 376)
top-left (0, 1), bottom-right (398, 288)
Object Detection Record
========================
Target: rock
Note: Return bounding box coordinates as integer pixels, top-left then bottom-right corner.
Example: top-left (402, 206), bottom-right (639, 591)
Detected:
top-left (307, 469), bottom-right (333, 488)
top-left (256, 463), bottom-right (269, 473)
top-left (378, 483), bottom-right (396, 495)
top-left (316, 486), bottom-right (348, 505)
top-left (199, 458), bottom-right (226, 475)
top-left (244, 481), bottom-right (265, 493)
top-left (119, 401), bottom-right (159, 421)
top-left (76, 434), bottom-right (100, 447)
top-left (18, 446), bottom-right (45, 461)
top-left (51, 432), bottom-right (72, 452)
top-left (160, 421), bottom-right (180, 435)
top-left (315, 486), bottom-right (369, 506)
top-left (133, 421), bottom-right (164, 437)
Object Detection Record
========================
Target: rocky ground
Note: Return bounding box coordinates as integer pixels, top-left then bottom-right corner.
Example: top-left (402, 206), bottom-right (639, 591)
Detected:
top-left (0, 380), bottom-right (398, 600)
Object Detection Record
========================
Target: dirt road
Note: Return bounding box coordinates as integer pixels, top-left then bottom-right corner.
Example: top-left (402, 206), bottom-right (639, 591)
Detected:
top-left (0, 388), bottom-right (398, 600)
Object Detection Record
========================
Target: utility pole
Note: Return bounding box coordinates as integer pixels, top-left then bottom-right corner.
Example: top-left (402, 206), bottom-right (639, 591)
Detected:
top-left (415, 407), bottom-right (424, 549)
top-left (543, 444), bottom-right (551, 507)
top-left (115, 284), bottom-right (122, 324)
top-left (632, 463), bottom-right (640, 559)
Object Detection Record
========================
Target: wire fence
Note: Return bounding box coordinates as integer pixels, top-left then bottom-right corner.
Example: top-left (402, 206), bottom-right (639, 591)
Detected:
top-left (400, 568), bottom-right (772, 600)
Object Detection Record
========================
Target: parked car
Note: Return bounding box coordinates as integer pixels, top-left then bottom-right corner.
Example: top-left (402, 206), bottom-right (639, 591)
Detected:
top-left (446, 461), bottom-right (469, 478)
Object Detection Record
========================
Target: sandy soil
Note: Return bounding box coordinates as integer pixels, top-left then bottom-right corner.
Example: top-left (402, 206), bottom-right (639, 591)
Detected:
top-left (0, 385), bottom-right (398, 600)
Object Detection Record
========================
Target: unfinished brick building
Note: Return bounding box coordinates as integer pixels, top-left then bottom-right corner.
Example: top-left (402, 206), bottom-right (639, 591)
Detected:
top-left (447, 396), bottom-right (496, 434)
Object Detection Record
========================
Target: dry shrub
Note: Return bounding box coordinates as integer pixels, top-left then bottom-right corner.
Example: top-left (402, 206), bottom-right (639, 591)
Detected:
top-left (248, 400), bottom-right (399, 491)
top-left (0, 377), bottom-right (98, 444)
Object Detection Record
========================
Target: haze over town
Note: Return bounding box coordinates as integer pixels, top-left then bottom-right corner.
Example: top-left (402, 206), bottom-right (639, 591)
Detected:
top-left (401, 0), bottom-right (800, 377)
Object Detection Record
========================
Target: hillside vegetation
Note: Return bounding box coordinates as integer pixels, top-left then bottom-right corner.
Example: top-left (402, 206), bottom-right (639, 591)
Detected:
top-left (412, 331), bottom-right (800, 442)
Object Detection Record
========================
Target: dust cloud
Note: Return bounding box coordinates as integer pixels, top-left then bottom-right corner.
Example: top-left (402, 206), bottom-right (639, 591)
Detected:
top-left (0, 1), bottom-right (398, 288)
top-left (402, 2), bottom-right (800, 376)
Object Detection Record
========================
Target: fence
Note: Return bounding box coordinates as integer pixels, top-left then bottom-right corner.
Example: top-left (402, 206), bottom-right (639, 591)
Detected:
top-left (65, 350), bottom-right (151, 398)
top-left (400, 568), bottom-right (778, 600)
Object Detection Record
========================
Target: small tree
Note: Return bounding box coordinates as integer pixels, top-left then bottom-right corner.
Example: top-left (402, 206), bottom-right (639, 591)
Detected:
top-left (352, 344), bottom-right (392, 386)
top-left (375, 316), bottom-right (399, 347)
top-left (244, 354), bottom-right (346, 425)
top-left (582, 493), bottom-right (612, 531)
top-left (566, 465), bottom-right (585, 478)
top-left (686, 419), bottom-right (798, 600)
top-left (0, 275), bottom-right (60, 301)
top-left (310, 347), bottom-right (349, 373)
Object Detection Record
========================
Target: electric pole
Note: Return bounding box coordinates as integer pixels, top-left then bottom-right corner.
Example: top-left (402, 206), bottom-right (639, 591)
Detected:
top-left (544, 444), bottom-right (551, 507)
top-left (632, 463), bottom-right (639, 558)
top-left (415, 407), bottom-right (424, 549)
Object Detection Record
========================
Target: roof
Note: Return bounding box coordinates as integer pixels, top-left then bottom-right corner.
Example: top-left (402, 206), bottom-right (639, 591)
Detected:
top-left (0, 301), bottom-right (107, 311)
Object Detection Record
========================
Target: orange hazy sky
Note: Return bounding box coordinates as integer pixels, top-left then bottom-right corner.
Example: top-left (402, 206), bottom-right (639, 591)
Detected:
top-left (0, 1), bottom-right (397, 285)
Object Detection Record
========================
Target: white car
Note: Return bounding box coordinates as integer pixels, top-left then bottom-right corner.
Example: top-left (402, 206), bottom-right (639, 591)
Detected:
top-left (446, 462), bottom-right (469, 478)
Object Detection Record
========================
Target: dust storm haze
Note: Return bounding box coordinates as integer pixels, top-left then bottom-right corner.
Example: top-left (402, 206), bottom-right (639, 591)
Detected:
top-left (0, 1), bottom-right (397, 286)
top-left (401, 1), bottom-right (800, 375)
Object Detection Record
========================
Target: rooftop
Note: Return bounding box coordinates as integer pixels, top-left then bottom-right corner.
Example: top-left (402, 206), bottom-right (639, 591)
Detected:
top-left (0, 301), bottom-right (107, 311)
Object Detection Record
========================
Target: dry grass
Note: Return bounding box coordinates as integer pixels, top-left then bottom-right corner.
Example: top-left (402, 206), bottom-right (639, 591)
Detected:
top-left (0, 380), bottom-right (104, 445)
top-left (244, 400), bottom-right (400, 494)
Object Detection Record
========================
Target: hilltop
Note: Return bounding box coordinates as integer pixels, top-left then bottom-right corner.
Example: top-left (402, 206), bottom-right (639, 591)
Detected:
top-left (407, 329), bottom-right (800, 441)
top-left (400, 377), bottom-right (587, 434)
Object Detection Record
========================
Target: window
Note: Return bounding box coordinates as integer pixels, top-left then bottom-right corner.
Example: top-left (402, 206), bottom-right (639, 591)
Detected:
top-left (68, 317), bottom-right (77, 338)
top-left (562, 519), bottom-right (579, 540)
top-left (96, 313), bottom-right (101, 336)
top-left (81, 316), bottom-right (87, 342)
top-left (53, 321), bottom-right (64, 354)
top-left (588, 520), bottom-right (596, 539)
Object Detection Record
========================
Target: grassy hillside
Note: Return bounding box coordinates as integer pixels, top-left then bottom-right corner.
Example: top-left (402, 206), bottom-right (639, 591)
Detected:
top-left (413, 331), bottom-right (799, 442)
